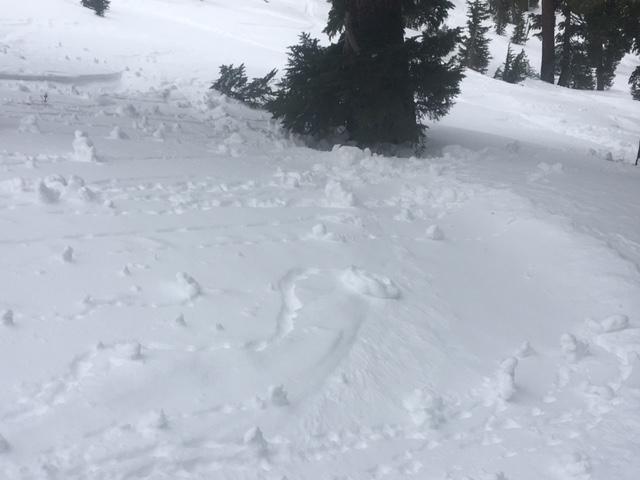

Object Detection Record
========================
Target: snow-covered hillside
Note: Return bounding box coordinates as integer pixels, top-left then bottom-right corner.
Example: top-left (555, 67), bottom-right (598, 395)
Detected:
top-left (0, 1), bottom-right (639, 479)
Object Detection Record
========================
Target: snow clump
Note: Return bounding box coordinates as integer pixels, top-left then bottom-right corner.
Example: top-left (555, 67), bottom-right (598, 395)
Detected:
top-left (73, 130), bottom-right (98, 162)
top-left (341, 266), bottom-right (400, 299)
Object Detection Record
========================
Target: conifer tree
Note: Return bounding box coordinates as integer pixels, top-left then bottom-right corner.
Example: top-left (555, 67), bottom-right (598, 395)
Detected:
top-left (495, 44), bottom-right (533, 83)
top-left (582, 0), bottom-right (629, 91)
top-left (489, 0), bottom-right (511, 35)
top-left (81, 0), bottom-right (110, 17)
top-left (211, 64), bottom-right (277, 108)
top-left (460, 0), bottom-right (492, 74)
top-left (268, 0), bottom-right (464, 147)
top-left (510, 8), bottom-right (528, 45)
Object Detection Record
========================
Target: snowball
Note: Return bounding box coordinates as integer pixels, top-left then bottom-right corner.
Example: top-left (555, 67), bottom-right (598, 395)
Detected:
top-left (403, 389), bottom-right (446, 428)
top-left (116, 103), bottom-right (139, 118)
top-left (77, 186), bottom-right (98, 202)
top-left (325, 179), bottom-right (356, 208)
top-left (312, 223), bottom-right (327, 237)
top-left (268, 385), bottom-right (289, 407)
top-left (175, 313), bottom-right (187, 327)
top-left (176, 272), bottom-right (201, 301)
top-left (425, 224), bottom-right (445, 241)
top-left (243, 427), bottom-right (269, 456)
top-left (37, 180), bottom-right (60, 204)
top-left (341, 266), bottom-right (400, 299)
top-left (72, 130), bottom-right (98, 162)
top-left (496, 357), bottom-right (518, 401)
top-left (62, 246), bottom-right (74, 263)
top-left (108, 126), bottom-right (129, 140)
top-left (331, 145), bottom-right (370, 166)
top-left (66, 175), bottom-right (86, 190)
top-left (1, 309), bottom-right (14, 327)
top-left (560, 333), bottom-right (588, 362)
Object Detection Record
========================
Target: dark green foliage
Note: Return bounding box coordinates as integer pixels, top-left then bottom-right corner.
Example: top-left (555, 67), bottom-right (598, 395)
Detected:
top-left (489, 0), bottom-right (511, 35)
top-left (532, 0), bottom-right (638, 91)
top-left (495, 44), bottom-right (534, 83)
top-left (556, 43), bottom-right (595, 90)
top-left (510, 8), bottom-right (528, 45)
top-left (325, 0), bottom-right (455, 37)
top-left (460, 0), bottom-right (492, 74)
top-left (211, 64), bottom-right (277, 108)
top-left (582, 0), bottom-right (629, 91)
top-left (630, 66), bottom-right (640, 100)
top-left (267, 35), bottom-right (346, 138)
top-left (268, 0), bottom-right (463, 147)
top-left (81, 0), bottom-right (110, 17)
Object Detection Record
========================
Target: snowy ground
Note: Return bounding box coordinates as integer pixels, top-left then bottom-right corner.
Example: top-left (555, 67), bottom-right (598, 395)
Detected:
top-left (1, 1), bottom-right (640, 479)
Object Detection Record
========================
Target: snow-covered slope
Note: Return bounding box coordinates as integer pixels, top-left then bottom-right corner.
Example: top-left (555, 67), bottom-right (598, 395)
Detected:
top-left (0, 1), bottom-right (639, 479)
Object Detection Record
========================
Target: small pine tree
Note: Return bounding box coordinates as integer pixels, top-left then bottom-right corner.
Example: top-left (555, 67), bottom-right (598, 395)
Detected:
top-left (211, 64), bottom-right (277, 108)
top-left (510, 8), bottom-right (528, 45)
top-left (460, 0), bottom-right (492, 74)
top-left (81, 0), bottom-right (110, 17)
top-left (495, 45), bottom-right (533, 83)
top-left (630, 66), bottom-right (640, 100)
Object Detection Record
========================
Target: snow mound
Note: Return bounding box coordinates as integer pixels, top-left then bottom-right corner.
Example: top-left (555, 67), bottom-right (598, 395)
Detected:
top-left (37, 180), bottom-right (61, 204)
top-left (0, 434), bottom-right (10, 454)
top-left (267, 385), bottom-right (289, 407)
top-left (243, 426), bottom-right (269, 458)
top-left (61, 246), bottom-right (74, 263)
top-left (586, 314), bottom-right (630, 334)
top-left (72, 130), bottom-right (98, 162)
top-left (341, 266), bottom-right (401, 299)
top-left (18, 115), bottom-right (40, 133)
top-left (425, 224), bottom-right (445, 241)
top-left (175, 272), bottom-right (202, 301)
top-left (331, 144), bottom-right (372, 166)
top-left (108, 126), bottom-right (129, 140)
top-left (403, 389), bottom-right (446, 428)
top-left (325, 179), bottom-right (357, 208)
top-left (561, 333), bottom-right (589, 362)
top-left (1, 309), bottom-right (14, 327)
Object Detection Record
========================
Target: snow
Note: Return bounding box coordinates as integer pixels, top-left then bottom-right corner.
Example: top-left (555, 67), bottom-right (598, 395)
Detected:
top-left (0, 0), bottom-right (639, 479)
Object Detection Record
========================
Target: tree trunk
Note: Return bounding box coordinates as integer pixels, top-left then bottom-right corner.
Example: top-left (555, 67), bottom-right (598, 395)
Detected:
top-left (541, 0), bottom-right (556, 83)
top-left (343, 0), bottom-right (417, 145)
top-left (593, 39), bottom-right (605, 91)
top-left (557, 3), bottom-right (572, 87)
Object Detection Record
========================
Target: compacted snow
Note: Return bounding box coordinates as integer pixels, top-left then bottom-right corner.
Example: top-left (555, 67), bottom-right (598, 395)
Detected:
top-left (0, 1), bottom-right (639, 479)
